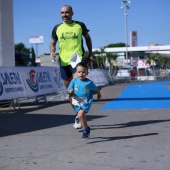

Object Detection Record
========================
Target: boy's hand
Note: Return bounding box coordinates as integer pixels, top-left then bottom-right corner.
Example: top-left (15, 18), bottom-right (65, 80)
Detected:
top-left (97, 93), bottom-right (102, 100)
top-left (68, 89), bottom-right (74, 96)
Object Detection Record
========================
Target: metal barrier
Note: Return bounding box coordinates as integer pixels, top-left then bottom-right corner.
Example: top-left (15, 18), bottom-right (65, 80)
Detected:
top-left (49, 91), bottom-right (69, 101)
top-left (108, 68), bottom-right (170, 84)
top-left (0, 95), bottom-right (49, 110)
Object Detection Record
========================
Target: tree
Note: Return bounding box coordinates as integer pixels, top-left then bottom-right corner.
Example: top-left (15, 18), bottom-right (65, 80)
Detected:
top-left (15, 43), bottom-right (31, 55)
top-left (31, 47), bottom-right (36, 62)
top-left (104, 42), bottom-right (127, 48)
top-left (90, 50), bottom-right (101, 68)
top-left (146, 53), bottom-right (170, 69)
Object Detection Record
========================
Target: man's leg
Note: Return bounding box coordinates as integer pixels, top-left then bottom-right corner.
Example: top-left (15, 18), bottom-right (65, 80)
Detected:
top-left (64, 76), bottom-right (74, 109)
top-left (64, 74), bottom-right (82, 129)
top-left (63, 76), bottom-right (72, 88)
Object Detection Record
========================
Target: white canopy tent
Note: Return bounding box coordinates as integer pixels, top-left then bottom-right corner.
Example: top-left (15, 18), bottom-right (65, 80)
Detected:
top-left (104, 45), bottom-right (170, 55)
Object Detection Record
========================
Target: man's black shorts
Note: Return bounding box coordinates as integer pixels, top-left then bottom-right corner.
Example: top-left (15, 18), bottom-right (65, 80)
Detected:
top-left (60, 65), bottom-right (76, 80)
top-left (60, 55), bottom-right (87, 80)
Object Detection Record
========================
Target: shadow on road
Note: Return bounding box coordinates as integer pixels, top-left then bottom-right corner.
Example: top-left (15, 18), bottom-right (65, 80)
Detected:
top-left (87, 133), bottom-right (159, 144)
top-left (0, 101), bottom-right (105, 137)
top-left (86, 119), bottom-right (170, 144)
top-left (91, 119), bottom-right (170, 129)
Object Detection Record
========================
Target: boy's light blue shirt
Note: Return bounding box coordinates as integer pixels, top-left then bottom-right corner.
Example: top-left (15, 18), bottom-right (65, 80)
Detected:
top-left (68, 77), bottom-right (98, 113)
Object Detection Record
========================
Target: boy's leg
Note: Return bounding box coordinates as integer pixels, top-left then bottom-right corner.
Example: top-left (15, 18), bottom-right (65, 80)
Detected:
top-left (77, 109), bottom-right (91, 140)
top-left (77, 109), bottom-right (87, 128)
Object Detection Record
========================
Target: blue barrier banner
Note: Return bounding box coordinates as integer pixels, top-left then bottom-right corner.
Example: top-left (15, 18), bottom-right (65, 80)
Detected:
top-left (0, 67), bottom-right (108, 100)
top-left (0, 67), bottom-right (27, 100)
top-left (20, 67), bottom-right (66, 97)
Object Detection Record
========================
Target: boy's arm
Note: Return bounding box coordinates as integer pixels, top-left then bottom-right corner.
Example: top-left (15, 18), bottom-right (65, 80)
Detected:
top-left (68, 89), bottom-right (78, 100)
top-left (68, 89), bottom-right (74, 96)
top-left (96, 90), bottom-right (102, 100)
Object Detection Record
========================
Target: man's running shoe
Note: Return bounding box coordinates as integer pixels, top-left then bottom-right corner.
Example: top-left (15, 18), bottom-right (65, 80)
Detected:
top-left (73, 116), bottom-right (82, 129)
top-left (82, 126), bottom-right (91, 140)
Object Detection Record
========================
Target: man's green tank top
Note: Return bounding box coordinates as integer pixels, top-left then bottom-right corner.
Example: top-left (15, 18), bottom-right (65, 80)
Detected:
top-left (51, 21), bottom-right (89, 66)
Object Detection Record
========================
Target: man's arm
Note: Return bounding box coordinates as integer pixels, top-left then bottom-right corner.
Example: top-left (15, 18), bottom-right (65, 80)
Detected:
top-left (84, 33), bottom-right (93, 62)
top-left (49, 39), bottom-right (57, 59)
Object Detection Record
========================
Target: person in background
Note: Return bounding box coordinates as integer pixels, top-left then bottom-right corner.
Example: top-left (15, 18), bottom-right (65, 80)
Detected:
top-left (67, 62), bottom-right (101, 140)
top-left (49, 5), bottom-right (93, 129)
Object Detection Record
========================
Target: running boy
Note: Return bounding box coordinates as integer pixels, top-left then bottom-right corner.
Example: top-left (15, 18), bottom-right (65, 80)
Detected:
top-left (67, 62), bottom-right (102, 140)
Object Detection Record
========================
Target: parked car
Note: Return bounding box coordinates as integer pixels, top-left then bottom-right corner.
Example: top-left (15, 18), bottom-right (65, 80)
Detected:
top-left (136, 66), bottom-right (156, 81)
top-left (116, 66), bottom-right (137, 78)
top-left (15, 52), bottom-right (38, 66)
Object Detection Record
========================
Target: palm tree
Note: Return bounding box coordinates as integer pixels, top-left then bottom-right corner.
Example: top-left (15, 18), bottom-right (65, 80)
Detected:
top-left (92, 50), bottom-right (101, 68)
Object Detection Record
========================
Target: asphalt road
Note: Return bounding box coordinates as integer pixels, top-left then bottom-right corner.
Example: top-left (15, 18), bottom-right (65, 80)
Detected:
top-left (0, 82), bottom-right (170, 170)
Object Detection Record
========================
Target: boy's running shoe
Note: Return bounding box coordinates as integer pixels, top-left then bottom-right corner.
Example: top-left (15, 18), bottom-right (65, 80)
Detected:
top-left (82, 126), bottom-right (91, 140)
top-left (73, 116), bottom-right (82, 129)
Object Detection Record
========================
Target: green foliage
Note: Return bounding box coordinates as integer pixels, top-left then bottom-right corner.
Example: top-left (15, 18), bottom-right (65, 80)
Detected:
top-left (15, 43), bottom-right (36, 61)
top-left (15, 43), bottom-right (31, 55)
top-left (31, 47), bottom-right (36, 62)
top-left (88, 43), bottom-right (126, 69)
top-left (107, 52), bottom-right (117, 60)
top-left (147, 53), bottom-right (170, 68)
top-left (104, 42), bottom-right (127, 48)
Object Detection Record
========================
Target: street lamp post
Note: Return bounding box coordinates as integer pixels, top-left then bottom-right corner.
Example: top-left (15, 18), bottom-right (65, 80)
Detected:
top-left (121, 0), bottom-right (130, 66)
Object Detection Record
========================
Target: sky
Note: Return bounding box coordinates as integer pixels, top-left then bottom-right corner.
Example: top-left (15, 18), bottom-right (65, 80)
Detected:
top-left (13, 0), bottom-right (170, 56)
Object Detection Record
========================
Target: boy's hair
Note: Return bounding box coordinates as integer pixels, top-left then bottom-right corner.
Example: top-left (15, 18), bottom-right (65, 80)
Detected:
top-left (76, 62), bottom-right (88, 70)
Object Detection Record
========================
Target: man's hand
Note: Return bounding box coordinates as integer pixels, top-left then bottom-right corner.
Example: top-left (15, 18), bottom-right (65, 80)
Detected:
top-left (50, 51), bottom-right (56, 60)
top-left (50, 39), bottom-right (57, 60)
top-left (87, 55), bottom-right (94, 63)
top-left (50, 52), bottom-right (59, 62)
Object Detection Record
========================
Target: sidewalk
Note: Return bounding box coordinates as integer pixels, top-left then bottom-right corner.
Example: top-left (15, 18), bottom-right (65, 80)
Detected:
top-left (0, 82), bottom-right (170, 170)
